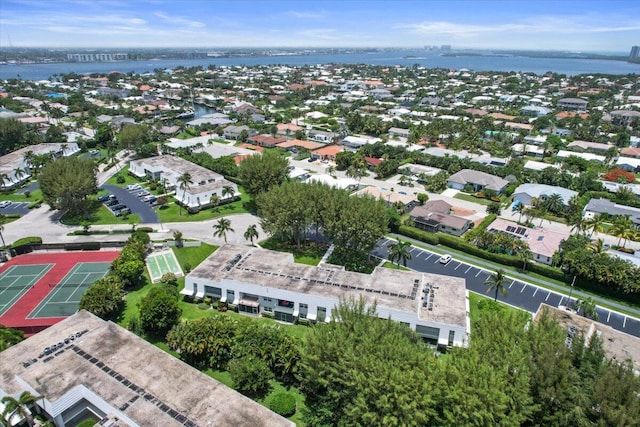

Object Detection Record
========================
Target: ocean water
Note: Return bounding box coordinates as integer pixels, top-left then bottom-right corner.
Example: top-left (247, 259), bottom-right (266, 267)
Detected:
top-left (1, 50), bottom-right (638, 81)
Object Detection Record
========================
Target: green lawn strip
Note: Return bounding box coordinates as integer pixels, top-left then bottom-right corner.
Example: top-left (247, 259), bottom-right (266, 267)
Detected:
top-left (171, 243), bottom-right (218, 271)
top-left (468, 291), bottom-right (531, 328)
top-left (453, 193), bottom-right (492, 206)
top-left (382, 261), bottom-right (410, 271)
top-left (389, 233), bottom-right (640, 318)
top-left (259, 238), bottom-right (327, 266)
top-left (157, 197), bottom-right (249, 223)
top-left (60, 204), bottom-right (141, 226)
top-left (0, 188), bottom-right (43, 202)
top-left (103, 165), bottom-right (140, 186)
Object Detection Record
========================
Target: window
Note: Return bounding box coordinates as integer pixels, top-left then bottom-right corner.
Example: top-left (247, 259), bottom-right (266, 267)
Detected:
top-left (263, 297), bottom-right (272, 303)
top-left (278, 299), bottom-right (293, 308)
top-left (300, 303), bottom-right (308, 309)
top-left (263, 306), bottom-right (273, 313)
top-left (448, 330), bottom-right (455, 347)
top-left (317, 306), bottom-right (326, 312)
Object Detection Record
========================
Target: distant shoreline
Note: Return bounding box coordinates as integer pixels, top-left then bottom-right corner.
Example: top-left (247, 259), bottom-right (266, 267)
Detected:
top-left (441, 52), bottom-right (640, 65)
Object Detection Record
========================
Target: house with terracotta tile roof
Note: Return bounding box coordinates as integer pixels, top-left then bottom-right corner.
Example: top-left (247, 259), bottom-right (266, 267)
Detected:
top-left (248, 134), bottom-right (286, 148)
top-left (311, 145), bottom-right (343, 161)
top-left (277, 139), bottom-right (325, 151)
top-left (621, 147), bottom-right (640, 159)
top-left (276, 123), bottom-right (303, 137)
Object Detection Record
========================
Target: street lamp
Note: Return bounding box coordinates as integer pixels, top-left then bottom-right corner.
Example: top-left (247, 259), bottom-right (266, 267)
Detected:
top-left (567, 275), bottom-right (576, 308)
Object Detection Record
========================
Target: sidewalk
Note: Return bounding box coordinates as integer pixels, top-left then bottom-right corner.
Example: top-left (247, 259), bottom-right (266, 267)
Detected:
top-left (389, 232), bottom-right (640, 318)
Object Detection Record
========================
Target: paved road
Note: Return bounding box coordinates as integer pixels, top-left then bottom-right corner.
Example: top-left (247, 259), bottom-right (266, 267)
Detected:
top-left (0, 202), bottom-right (30, 216)
top-left (101, 184), bottom-right (158, 224)
top-left (373, 237), bottom-right (640, 338)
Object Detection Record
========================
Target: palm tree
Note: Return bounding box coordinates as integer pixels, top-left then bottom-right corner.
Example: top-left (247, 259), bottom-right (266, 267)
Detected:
top-left (611, 216), bottom-right (634, 248)
top-left (326, 165), bottom-right (337, 178)
top-left (243, 224), bottom-right (259, 246)
top-left (1, 391), bottom-right (43, 427)
top-left (0, 173), bottom-right (9, 190)
top-left (213, 218), bottom-right (234, 243)
top-left (514, 202), bottom-right (526, 223)
top-left (387, 239), bottom-right (412, 268)
top-left (209, 193), bottom-right (220, 210)
top-left (176, 172), bottom-right (193, 216)
top-left (575, 298), bottom-right (599, 320)
top-left (13, 167), bottom-right (25, 185)
top-left (484, 269), bottom-right (508, 302)
top-left (518, 247), bottom-right (533, 272)
top-left (589, 238), bottom-right (607, 254)
top-left (542, 193), bottom-right (564, 216)
top-left (222, 185), bottom-right (235, 201)
top-left (586, 214), bottom-right (606, 238)
top-left (568, 214), bottom-right (589, 236)
top-left (159, 177), bottom-right (169, 195)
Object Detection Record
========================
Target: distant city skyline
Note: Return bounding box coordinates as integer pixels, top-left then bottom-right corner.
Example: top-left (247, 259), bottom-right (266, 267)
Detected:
top-left (1, 0), bottom-right (639, 53)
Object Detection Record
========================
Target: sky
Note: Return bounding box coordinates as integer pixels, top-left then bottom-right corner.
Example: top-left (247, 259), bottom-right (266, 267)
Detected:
top-left (1, 0), bottom-right (639, 53)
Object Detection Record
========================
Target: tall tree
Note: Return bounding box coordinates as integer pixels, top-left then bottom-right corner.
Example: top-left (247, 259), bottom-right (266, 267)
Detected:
top-left (238, 150), bottom-right (289, 198)
top-left (176, 172), bottom-right (193, 216)
top-left (243, 224), bottom-right (259, 245)
top-left (485, 269), bottom-right (508, 302)
top-left (139, 287), bottom-right (182, 338)
top-left (387, 239), bottom-right (413, 268)
top-left (38, 156), bottom-right (97, 217)
top-left (0, 324), bottom-right (24, 352)
top-left (1, 391), bottom-right (43, 427)
top-left (79, 275), bottom-right (125, 319)
top-left (213, 217), bottom-right (234, 243)
top-left (222, 185), bottom-right (235, 201)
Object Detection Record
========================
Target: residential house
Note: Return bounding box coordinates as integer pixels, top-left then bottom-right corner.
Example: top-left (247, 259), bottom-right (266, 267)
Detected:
top-left (567, 140), bottom-right (612, 153)
top-left (186, 113), bottom-right (232, 128)
top-left (556, 150), bottom-right (606, 163)
top-left (223, 125), bottom-right (256, 140)
top-left (512, 143), bottom-right (545, 158)
top-left (557, 98), bottom-right (588, 112)
top-left (129, 155), bottom-right (239, 212)
top-left (276, 139), bottom-right (325, 152)
top-left (488, 218), bottom-right (567, 265)
top-left (247, 134), bottom-right (286, 148)
top-left (398, 163), bottom-right (443, 179)
top-left (513, 183), bottom-right (578, 208)
top-left (352, 186), bottom-right (417, 211)
top-left (615, 156), bottom-right (640, 172)
top-left (609, 110), bottom-right (640, 126)
top-left (308, 130), bottom-right (335, 144)
top-left (311, 145), bottom-right (343, 161)
top-left (388, 127), bottom-right (411, 139)
top-left (520, 105), bottom-right (552, 117)
top-left (182, 244), bottom-right (469, 348)
top-left (409, 200), bottom-right (471, 237)
top-left (447, 169), bottom-right (509, 193)
top-left (583, 198), bottom-right (640, 227)
top-left (340, 135), bottom-right (382, 150)
top-left (276, 123), bottom-right (303, 137)
top-left (620, 147), bottom-right (640, 158)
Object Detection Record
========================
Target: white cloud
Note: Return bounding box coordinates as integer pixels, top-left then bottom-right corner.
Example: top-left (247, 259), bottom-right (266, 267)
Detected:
top-left (153, 11), bottom-right (205, 28)
top-left (286, 10), bottom-right (326, 19)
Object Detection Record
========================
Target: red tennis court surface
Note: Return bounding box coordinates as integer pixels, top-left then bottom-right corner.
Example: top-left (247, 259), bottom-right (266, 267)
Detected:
top-left (0, 251), bottom-right (119, 334)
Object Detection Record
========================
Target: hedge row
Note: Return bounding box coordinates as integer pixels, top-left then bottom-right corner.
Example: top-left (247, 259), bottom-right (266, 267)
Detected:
top-left (464, 214), bottom-right (496, 241)
top-left (11, 236), bottom-right (43, 248)
top-left (397, 225), bottom-right (568, 283)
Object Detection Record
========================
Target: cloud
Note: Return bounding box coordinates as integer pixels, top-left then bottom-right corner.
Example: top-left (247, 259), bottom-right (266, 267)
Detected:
top-left (154, 12), bottom-right (205, 28)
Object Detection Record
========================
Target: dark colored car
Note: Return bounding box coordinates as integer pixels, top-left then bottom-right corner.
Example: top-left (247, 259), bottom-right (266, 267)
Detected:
top-left (111, 204), bottom-right (126, 211)
top-left (97, 194), bottom-right (110, 202)
top-left (106, 199), bottom-right (119, 206)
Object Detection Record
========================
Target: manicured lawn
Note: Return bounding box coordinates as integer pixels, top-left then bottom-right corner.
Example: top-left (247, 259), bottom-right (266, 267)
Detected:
top-left (172, 243), bottom-right (218, 271)
top-left (60, 203), bottom-right (141, 226)
top-left (259, 238), bottom-right (328, 266)
top-left (382, 261), bottom-right (410, 271)
top-left (1, 188), bottom-right (43, 202)
top-left (256, 381), bottom-right (307, 426)
top-left (157, 188), bottom-right (251, 223)
top-left (454, 193), bottom-right (493, 206)
top-left (104, 165), bottom-right (140, 186)
top-left (468, 291), bottom-right (530, 328)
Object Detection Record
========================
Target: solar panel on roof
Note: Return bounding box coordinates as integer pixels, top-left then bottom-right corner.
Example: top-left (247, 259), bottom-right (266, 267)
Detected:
top-left (516, 227), bottom-right (527, 235)
top-left (506, 225), bottom-right (516, 232)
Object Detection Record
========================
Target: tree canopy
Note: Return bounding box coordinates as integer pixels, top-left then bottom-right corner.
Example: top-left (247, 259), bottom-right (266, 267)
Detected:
top-left (79, 275), bottom-right (125, 319)
top-left (38, 156), bottom-right (97, 216)
top-left (139, 287), bottom-right (182, 338)
top-left (238, 150), bottom-right (289, 198)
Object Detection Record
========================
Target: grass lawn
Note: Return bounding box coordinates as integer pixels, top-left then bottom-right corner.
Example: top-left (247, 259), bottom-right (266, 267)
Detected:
top-left (259, 238), bottom-right (328, 266)
top-left (468, 291), bottom-right (530, 328)
top-left (157, 188), bottom-right (251, 223)
top-left (103, 165), bottom-right (140, 186)
top-left (60, 203), bottom-right (142, 226)
top-left (172, 242), bottom-right (218, 271)
top-left (1, 188), bottom-right (43, 202)
top-left (382, 261), bottom-right (410, 271)
top-left (454, 193), bottom-right (493, 206)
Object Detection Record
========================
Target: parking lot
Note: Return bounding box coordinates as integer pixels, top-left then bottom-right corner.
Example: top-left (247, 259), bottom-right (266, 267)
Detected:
top-left (100, 184), bottom-right (159, 224)
top-left (373, 237), bottom-right (640, 338)
top-left (0, 201), bottom-right (31, 216)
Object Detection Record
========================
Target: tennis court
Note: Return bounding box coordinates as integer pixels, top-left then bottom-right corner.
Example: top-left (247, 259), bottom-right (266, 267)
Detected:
top-left (147, 250), bottom-right (183, 283)
top-left (0, 264), bottom-right (53, 316)
top-left (28, 262), bottom-right (111, 319)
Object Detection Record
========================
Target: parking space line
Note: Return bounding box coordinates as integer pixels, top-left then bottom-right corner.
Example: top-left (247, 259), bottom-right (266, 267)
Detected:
top-left (424, 254), bottom-right (432, 261)
top-left (532, 288), bottom-right (538, 297)
top-left (623, 316), bottom-right (627, 328)
top-left (454, 263), bottom-right (462, 270)
top-left (508, 280), bottom-right (515, 288)
top-left (475, 270), bottom-right (483, 277)
top-left (545, 292), bottom-right (550, 301)
top-left (520, 283), bottom-right (527, 293)
top-left (607, 311), bottom-right (611, 322)
top-left (465, 266), bottom-right (472, 274)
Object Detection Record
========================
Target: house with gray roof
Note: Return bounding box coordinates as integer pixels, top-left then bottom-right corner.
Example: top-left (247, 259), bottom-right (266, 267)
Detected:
top-left (583, 198), bottom-right (640, 227)
top-left (513, 183), bottom-right (578, 208)
top-left (557, 98), bottom-right (588, 112)
top-left (409, 201), bottom-right (471, 237)
top-left (447, 169), bottom-right (509, 193)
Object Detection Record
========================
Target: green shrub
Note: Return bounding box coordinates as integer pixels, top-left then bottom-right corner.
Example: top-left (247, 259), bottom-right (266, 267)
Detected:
top-left (149, 182), bottom-right (157, 190)
top-left (197, 302), bottom-right (210, 310)
top-left (183, 262), bottom-right (192, 273)
top-left (11, 236), bottom-right (43, 247)
top-left (76, 418), bottom-right (99, 427)
top-left (28, 200), bottom-right (43, 209)
top-left (203, 296), bottom-right (212, 305)
top-left (261, 311), bottom-right (275, 319)
top-left (24, 190), bottom-right (31, 198)
top-left (265, 392), bottom-right (297, 417)
top-left (296, 318), bottom-right (311, 326)
top-left (398, 225), bottom-right (440, 245)
top-left (138, 226), bottom-right (154, 233)
top-left (116, 175), bottom-right (126, 184)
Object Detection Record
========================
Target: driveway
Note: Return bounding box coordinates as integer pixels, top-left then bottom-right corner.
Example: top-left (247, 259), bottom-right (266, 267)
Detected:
top-left (0, 202), bottom-right (31, 216)
top-left (101, 184), bottom-right (158, 224)
top-left (373, 237), bottom-right (640, 338)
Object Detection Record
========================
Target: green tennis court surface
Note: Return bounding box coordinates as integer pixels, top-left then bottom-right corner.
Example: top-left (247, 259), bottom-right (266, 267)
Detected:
top-left (147, 250), bottom-right (183, 283)
top-left (0, 264), bottom-right (53, 316)
top-left (28, 262), bottom-right (111, 319)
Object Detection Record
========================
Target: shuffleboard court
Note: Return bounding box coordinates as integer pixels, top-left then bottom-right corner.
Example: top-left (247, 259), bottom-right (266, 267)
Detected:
top-left (0, 264), bottom-right (53, 316)
top-left (28, 262), bottom-right (111, 319)
top-left (147, 250), bottom-right (183, 283)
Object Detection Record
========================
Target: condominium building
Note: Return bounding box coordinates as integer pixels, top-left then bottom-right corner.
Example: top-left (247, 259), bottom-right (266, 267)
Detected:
top-left (66, 53), bottom-right (129, 62)
top-left (0, 311), bottom-right (293, 427)
top-left (183, 245), bottom-right (470, 348)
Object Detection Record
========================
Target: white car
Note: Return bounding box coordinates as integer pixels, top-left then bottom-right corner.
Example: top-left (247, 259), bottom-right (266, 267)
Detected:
top-left (126, 184), bottom-right (142, 191)
top-left (0, 201), bottom-right (11, 208)
top-left (438, 254), bottom-right (452, 265)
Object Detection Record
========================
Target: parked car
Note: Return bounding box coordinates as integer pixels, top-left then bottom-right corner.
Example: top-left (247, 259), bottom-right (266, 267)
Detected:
top-left (0, 201), bottom-right (12, 208)
top-left (136, 192), bottom-right (150, 198)
top-left (143, 195), bottom-right (157, 203)
top-left (106, 199), bottom-right (119, 206)
top-left (438, 254), bottom-right (452, 265)
top-left (111, 204), bottom-right (126, 211)
top-left (114, 208), bottom-right (130, 217)
top-left (97, 194), bottom-right (110, 202)
top-left (127, 184), bottom-right (142, 191)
